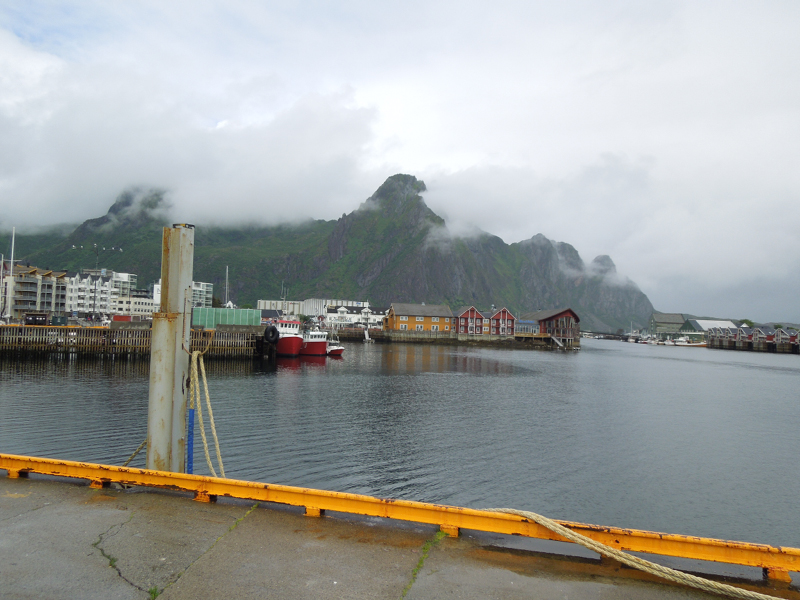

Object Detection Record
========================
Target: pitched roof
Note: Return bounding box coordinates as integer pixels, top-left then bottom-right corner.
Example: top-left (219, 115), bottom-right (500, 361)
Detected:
top-left (390, 303), bottom-right (453, 318)
top-left (519, 308), bottom-right (580, 323)
top-left (651, 312), bottom-right (685, 325)
top-left (486, 307), bottom-right (516, 319)
top-left (690, 319), bottom-right (738, 331)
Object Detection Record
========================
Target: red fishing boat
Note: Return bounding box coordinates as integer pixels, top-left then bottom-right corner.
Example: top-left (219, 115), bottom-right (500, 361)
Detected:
top-left (300, 329), bottom-right (328, 356)
top-left (275, 320), bottom-right (303, 357)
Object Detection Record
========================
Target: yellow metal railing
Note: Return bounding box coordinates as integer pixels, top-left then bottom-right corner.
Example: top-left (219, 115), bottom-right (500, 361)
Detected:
top-left (1, 453), bottom-right (796, 582)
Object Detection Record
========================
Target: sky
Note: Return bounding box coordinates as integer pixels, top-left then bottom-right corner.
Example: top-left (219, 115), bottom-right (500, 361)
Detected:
top-left (1, 1), bottom-right (799, 322)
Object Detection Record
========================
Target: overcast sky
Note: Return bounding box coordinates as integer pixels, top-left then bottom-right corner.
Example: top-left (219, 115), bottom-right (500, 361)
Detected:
top-left (1, 1), bottom-right (799, 322)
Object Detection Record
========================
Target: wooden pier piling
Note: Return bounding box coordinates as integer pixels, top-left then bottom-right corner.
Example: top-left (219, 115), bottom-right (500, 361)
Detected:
top-left (0, 325), bottom-right (267, 359)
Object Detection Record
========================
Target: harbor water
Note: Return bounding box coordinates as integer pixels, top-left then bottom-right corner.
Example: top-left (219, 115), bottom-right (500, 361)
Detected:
top-left (1, 339), bottom-right (798, 548)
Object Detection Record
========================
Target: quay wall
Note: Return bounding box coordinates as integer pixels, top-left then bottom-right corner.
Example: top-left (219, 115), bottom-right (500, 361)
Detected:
top-left (334, 328), bottom-right (574, 349)
top-left (707, 337), bottom-right (799, 354)
top-left (0, 325), bottom-right (265, 358)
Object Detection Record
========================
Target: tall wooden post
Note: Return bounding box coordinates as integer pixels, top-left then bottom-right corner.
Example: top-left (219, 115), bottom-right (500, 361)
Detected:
top-left (147, 224), bottom-right (194, 472)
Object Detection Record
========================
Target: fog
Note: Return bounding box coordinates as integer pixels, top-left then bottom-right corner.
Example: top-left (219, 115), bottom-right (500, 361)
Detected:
top-left (1, 1), bottom-right (799, 321)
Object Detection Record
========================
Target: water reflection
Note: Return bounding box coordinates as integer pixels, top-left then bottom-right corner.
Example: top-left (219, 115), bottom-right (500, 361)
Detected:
top-left (1, 341), bottom-right (799, 548)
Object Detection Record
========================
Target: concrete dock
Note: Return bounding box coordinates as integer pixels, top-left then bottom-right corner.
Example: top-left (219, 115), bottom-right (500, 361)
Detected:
top-left (2, 475), bottom-right (796, 599)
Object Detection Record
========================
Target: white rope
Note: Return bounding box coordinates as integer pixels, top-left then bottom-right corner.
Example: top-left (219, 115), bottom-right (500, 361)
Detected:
top-left (189, 350), bottom-right (225, 478)
top-left (484, 508), bottom-right (783, 600)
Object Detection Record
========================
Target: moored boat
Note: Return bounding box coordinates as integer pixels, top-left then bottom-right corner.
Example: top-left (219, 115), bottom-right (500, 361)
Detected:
top-left (300, 329), bottom-right (328, 356)
top-left (327, 332), bottom-right (344, 356)
top-left (275, 320), bottom-right (303, 357)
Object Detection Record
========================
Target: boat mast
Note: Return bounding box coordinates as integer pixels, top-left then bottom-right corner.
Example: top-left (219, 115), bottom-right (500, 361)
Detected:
top-left (225, 265), bottom-right (229, 306)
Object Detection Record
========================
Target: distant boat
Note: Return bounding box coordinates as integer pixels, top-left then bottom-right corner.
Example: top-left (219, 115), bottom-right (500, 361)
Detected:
top-left (327, 332), bottom-right (345, 356)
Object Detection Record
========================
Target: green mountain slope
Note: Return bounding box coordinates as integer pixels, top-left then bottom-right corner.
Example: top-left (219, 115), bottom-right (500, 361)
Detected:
top-left (5, 175), bottom-right (653, 332)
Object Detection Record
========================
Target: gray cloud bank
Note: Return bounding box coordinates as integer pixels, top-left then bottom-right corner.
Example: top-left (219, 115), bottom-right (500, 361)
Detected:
top-left (1, 1), bottom-right (799, 322)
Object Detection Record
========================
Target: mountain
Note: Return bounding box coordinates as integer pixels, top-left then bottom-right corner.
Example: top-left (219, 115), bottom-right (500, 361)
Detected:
top-left (3, 175), bottom-right (654, 332)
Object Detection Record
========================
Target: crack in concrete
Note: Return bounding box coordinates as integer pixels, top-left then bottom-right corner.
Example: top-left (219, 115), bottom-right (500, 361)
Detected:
top-left (92, 511), bottom-right (146, 594)
top-left (155, 503), bottom-right (260, 598)
top-left (0, 501), bottom-right (51, 523)
top-left (401, 530), bottom-right (447, 598)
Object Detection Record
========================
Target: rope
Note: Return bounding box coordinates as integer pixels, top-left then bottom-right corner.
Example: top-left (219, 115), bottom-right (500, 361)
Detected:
top-left (189, 348), bottom-right (225, 478)
top-left (122, 438), bottom-right (147, 467)
top-left (484, 508), bottom-right (781, 600)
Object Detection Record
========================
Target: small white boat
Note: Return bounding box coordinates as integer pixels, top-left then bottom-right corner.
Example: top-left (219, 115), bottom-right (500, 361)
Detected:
top-left (327, 332), bottom-right (344, 356)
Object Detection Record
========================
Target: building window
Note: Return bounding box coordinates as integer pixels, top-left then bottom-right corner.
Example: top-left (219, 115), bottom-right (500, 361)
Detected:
top-left (431, 325), bottom-right (439, 332)
top-left (445, 326), bottom-right (449, 330)
top-left (483, 327), bottom-right (489, 332)
top-left (461, 318), bottom-right (466, 324)
top-left (444, 318), bottom-right (449, 323)
top-left (400, 324), bottom-right (408, 330)
top-left (432, 317), bottom-right (439, 322)
top-left (416, 324), bottom-right (423, 331)
top-left (416, 316), bottom-right (424, 321)
top-left (400, 316), bottom-right (408, 321)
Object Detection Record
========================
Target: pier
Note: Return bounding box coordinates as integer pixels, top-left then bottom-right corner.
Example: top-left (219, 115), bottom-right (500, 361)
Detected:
top-left (2, 455), bottom-right (799, 599)
top-left (0, 325), bottom-right (269, 358)
top-left (335, 327), bottom-right (571, 349)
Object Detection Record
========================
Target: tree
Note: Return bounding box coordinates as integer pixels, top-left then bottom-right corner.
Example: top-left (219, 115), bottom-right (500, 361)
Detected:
top-left (211, 296), bottom-right (223, 308)
top-left (740, 319), bottom-right (755, 328)
top-left (240, 303), bottom-right (253, 309)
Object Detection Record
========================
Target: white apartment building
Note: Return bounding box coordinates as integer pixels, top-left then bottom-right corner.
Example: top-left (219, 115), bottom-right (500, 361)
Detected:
top-left (152, 280), bottom-right (214, 309)
top-left (1, 264), bottom-right (68, 321)
top-left (110, 290), bottom-right (155, 317)
top-left (324, 305), bottom-right (387, 328)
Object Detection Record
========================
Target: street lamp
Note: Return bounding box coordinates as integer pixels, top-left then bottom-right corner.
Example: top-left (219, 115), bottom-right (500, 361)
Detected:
top-left (72, 244), bottom-right (123, 318)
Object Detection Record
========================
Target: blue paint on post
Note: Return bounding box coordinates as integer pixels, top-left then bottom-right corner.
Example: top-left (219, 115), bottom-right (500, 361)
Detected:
top-left (187, 408), bottom-right (195, 474)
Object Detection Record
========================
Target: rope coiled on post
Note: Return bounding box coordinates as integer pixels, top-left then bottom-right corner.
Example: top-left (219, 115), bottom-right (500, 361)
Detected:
top-left (189, 346), bottom-right (225, 478)
top-left (484, 508), bottom-right (782, 600)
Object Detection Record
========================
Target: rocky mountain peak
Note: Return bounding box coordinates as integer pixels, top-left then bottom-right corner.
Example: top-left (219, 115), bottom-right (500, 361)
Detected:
top-left (590, 255), bottom-right (617, 276)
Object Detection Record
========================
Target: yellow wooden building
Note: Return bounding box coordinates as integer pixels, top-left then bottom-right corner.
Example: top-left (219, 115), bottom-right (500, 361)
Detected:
top-left (383, 303), bottom-right (454, 332)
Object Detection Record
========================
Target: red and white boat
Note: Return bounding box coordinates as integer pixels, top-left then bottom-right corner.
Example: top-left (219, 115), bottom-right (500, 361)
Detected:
top-left (300, 330), bottom-right (328, 356)
top-left (275, 320), bottom-right (303, 357)
top-left (327, 332), bottom-right (345, 357)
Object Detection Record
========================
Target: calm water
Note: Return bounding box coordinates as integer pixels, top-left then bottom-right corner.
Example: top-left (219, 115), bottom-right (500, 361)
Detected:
top-left (1, 340), bottom-right (798, 547)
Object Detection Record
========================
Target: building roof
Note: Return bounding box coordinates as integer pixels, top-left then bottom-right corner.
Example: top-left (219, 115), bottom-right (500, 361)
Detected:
top-left (684, 319), bottom-right (738, 331)
top-left (519, 308), bottom-right (580, 323)
top-left (390, 303), bottom-right (453, 318)
top-left (650, 312), bottom-right (685, 325)
top-left (486, 307), bottom-right (515, 319)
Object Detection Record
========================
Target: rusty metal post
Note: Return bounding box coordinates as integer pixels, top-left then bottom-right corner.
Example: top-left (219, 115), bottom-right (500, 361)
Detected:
top-left (147, 224), bottom-right (194, 472)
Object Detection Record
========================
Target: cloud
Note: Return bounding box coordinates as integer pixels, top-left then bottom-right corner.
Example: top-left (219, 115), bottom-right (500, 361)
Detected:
top-left (1, 1), bottom-right (799, 322)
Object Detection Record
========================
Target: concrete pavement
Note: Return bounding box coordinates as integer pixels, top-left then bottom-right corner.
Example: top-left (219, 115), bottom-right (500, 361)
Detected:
top-left (1, 475), bottom-right (795, 599)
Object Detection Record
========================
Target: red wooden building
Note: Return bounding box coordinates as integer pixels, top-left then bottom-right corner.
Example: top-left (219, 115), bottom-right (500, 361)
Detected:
top-left (454, 306), bottom-right (486, 334)
top-left (453, 306), bottom-right (515, 336)
top-left (487, 307), bottom-right (515, 336)
top-left (519, 308), bottom-right (580, 347)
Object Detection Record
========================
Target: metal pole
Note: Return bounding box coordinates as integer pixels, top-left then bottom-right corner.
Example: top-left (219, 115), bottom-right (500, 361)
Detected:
top-left (147, 224), bottom-right (194, 472)
top-left (5, 227), bottom-right (14, 320)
